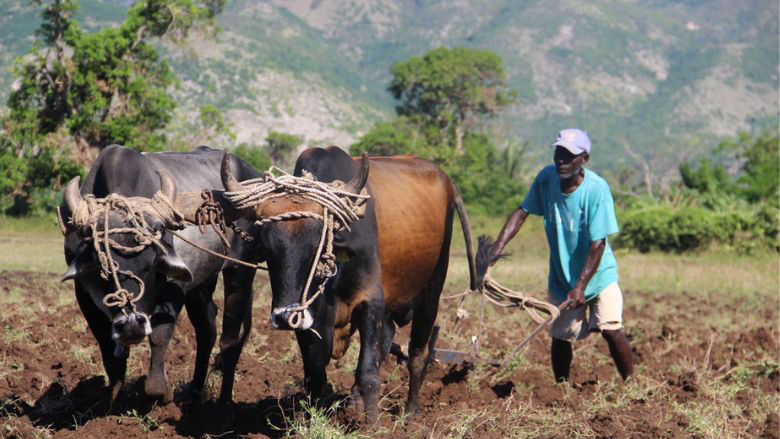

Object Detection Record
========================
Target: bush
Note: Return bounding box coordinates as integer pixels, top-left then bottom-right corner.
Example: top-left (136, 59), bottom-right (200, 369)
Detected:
top-left (352, 123), bottom-right (526, 216)
top-left (616, 205), bottom-right (775, 253)
top-left (233, 143), bottom-right (271, 172)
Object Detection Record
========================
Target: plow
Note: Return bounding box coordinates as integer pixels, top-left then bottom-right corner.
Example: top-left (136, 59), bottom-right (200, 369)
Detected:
top-left (392, 236), bottom-right (572, 368)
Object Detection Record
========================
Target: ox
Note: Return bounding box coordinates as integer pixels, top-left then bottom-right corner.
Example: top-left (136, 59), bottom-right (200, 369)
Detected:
top-left (219, 146), bottom-right (477, 422)
top-left (60, 145), bottom-right (261, 404)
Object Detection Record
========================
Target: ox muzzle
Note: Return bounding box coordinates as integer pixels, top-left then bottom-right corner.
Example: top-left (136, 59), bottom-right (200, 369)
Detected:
top-left (271, 304), bottom-right (313, 331)
top-left (112, 312), bottom-right (152, 349)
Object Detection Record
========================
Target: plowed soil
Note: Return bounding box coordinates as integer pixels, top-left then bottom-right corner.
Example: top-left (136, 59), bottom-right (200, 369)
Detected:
top-left (0, 270), bottom-right (777, 438)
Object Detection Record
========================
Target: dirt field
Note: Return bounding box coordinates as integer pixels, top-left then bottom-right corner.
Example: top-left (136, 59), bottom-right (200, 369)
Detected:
top-left (0, 266), bottom-right (777, 438)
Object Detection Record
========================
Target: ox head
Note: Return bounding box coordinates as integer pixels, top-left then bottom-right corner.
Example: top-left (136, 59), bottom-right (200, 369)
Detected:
top-left (222, 152), bottom-right (370, 331)
top-left (61, 171), bottom-right (192, 348)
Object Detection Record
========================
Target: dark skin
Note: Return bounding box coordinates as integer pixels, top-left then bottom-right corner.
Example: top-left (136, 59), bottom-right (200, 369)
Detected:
top-left (490, 146), bottom-right (634, 383)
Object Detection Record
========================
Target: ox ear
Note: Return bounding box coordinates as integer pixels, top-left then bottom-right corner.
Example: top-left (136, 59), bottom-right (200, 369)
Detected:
top-left (346, 153), bottom-right (370, 194)
top-left (157, 252), bottom-right (193, 283)
top-left (61, 252), bottom-right (96, 282)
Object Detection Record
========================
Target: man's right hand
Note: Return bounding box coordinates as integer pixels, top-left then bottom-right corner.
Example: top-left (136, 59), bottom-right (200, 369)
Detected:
top-left (476, 235), bottom-right (504, 289)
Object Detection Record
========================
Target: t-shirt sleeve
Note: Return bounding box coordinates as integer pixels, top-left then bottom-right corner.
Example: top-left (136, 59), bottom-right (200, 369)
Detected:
top-left (587, 183), bottom-right (619, 241)
top-left (521, 170), bottom-right (545, 216)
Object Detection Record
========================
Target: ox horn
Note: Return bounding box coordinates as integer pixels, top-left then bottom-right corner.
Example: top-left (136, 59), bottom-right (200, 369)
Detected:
top-left (157, 170), bottom-right (177, 201)
top-left (63, 176), bottom-right (82, 214)
top-left (221, 151), bottom-right (245, 193)
top-left (346, 153), bottom-right (370, 194)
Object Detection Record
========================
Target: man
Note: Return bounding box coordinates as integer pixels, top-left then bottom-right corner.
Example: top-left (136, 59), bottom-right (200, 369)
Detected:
top-left (487, 128), bottom-right (633, 383)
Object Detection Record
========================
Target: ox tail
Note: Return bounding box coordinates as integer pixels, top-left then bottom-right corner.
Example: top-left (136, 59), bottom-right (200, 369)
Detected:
top-left (451, 183), bottom-right (478, 292)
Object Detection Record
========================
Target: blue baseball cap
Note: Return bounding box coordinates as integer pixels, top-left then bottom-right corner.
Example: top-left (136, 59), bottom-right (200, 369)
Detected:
top-left (552, 129), bottom-right (591, 155)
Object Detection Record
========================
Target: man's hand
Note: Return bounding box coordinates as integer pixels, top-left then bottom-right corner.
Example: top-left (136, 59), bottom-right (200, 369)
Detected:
top-left (476, 235), bottom-right (505, 288)
top-left (567, 286), bottom-right (586, 308)
top-left (476, 209), bottom-right (529, 289)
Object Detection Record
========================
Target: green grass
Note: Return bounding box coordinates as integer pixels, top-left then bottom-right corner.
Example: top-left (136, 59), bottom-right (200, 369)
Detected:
top-left (0, 215), bottom-right (66, 273)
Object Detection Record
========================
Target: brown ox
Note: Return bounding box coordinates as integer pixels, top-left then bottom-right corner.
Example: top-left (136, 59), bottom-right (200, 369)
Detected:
top-left (219, 146), bottom-right (476, 422)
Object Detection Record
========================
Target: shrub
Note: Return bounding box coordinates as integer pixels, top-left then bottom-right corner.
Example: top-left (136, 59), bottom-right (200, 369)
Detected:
top-left (233, 143), bottom-right (271, 172)
top-left (617, 205), bottom-right (776, 253)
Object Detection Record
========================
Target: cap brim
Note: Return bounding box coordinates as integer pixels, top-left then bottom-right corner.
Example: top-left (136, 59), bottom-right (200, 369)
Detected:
top-left (552, 142), bottom-right (584, 155)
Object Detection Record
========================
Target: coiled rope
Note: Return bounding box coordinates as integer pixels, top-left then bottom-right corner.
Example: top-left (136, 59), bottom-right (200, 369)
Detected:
top-left (70, 192), bottom-right (185, 314)
top-left (224, 166), bottom-right (370, 329)
top-left (443, 268), bottom-right (562, 362)
top-left (445, 270), bottom-right (561, 324)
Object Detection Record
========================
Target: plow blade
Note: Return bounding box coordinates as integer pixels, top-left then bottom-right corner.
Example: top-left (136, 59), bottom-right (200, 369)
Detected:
top-left (432, 348), bottom-right (476, 364)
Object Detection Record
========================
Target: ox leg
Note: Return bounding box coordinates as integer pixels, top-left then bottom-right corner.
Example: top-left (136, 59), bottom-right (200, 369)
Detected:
top-left (295, 326), bottom-right (334, 400)
top-left (216, 266), bottom-right (255, 404)
top-left (380, 317), bottom-right (397, 363)
top-left (75, 283), bottom-right (127, 404)
top-left (405, 239), bottom-right (450, 417)
top-left (184, 276), bottom-right (219, 399)
top-left (145, 284), bottom-right (185, 402)
top-left (355, 297), bottom-right (385, 424)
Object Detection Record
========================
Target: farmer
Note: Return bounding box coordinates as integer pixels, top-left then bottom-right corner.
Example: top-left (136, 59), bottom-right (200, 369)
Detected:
top-left (486, 128), bottom-right (633, 383)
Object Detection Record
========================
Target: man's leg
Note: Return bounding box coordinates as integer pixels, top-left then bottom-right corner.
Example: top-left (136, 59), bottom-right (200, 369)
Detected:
top-left (551, 338), bottom-right (573, 382)
top-left (548, 291), bottom-right (584, 383)
top-left (601, 329), bottom-right (633, 381)
top-left (593, 283), bottom-right (633, 381)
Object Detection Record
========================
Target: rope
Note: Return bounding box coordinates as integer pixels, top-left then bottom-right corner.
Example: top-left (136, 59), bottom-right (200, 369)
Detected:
top-left (70, 192), bottom-right (185, 314)
top-left (168, 229), bottom-right (267, 271)
top-left (225, 166), bottom-right (370, 232)
top-left (223, 166), bottom-right (369, 329)
top-left (443, 268), bottom-right (562, 361)
top-left (444, 270), bottom-right (560, 324)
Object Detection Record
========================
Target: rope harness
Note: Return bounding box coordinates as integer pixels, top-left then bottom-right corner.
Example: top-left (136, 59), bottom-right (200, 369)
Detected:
top-left (69, 192), bottom-right (185, 314)
top-left (447, 270), bottom-right (560, 323)
top-left (444, 268), bottom-right (561, 360)
top-left (224, 167), bottom-right (370, 329)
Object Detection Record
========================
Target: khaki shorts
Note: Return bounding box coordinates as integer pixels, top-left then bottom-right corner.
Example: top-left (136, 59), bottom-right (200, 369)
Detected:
top-left (549, 283), bottom-right (624, 342)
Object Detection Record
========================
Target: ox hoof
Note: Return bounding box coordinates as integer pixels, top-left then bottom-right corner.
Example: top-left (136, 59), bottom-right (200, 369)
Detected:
top-left (404, 401), bottom-right (420, 420)
top-left (144, 374), bottom-right (172, 403)
top-left (347, 385), bottom-right (364, 413)
top-left (108, 379), bottom-right (124, 413)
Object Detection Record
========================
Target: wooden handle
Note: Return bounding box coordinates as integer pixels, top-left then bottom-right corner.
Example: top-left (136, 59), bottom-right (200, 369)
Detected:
top-left (500, 299), bottom-right (572, 367)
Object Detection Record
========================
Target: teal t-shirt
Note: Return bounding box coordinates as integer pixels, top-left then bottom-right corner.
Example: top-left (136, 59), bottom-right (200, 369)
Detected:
top-left (522, 165), bottom-right (619, 302)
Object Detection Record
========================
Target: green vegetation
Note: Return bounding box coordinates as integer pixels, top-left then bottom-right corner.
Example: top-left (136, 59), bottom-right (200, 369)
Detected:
top-left (352, 48), bottom-right (525, 215)
top-left (617, 130), bottom-right (779, 253)
top-left (389, 47), bottom-right (514, 153)
top-left (266, 131), bottom-right (303, 168)
top-left (233, 143), bottom-right (271, 172)
top-left (1, 0), bottom-right (225, 214)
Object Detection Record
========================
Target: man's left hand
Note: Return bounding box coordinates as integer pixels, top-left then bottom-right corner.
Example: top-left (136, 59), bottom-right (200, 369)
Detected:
top-left (567, 286), bottom-right (586, 308)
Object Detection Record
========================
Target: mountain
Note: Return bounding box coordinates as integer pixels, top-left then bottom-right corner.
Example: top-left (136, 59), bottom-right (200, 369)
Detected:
top-left (1, 0), bottom-right (777, 178)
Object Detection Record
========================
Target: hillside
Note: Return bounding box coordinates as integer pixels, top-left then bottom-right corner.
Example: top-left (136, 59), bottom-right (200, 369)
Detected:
top-left (1, 0), bottom-right (777, 177)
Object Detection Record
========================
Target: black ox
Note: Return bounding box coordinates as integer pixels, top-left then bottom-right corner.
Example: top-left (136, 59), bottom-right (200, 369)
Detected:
top-left (60, 145), bottom-right (261, 404)
top-left (219, 146), bottom-right (477, 422)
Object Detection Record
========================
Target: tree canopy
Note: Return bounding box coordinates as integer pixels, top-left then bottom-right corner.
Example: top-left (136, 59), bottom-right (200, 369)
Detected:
top-left (1, 0), bottom-right (224, 213)
top-left (353, 47), bottom-right (523, 214)
top-left (389, 47), bottom-right (514, 153)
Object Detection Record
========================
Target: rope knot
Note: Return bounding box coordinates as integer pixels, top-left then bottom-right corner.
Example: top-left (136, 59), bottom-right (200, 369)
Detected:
top-left (223, 166), bottom-right (371, 329)
top-left (65, 192), bottom-right (174, 311)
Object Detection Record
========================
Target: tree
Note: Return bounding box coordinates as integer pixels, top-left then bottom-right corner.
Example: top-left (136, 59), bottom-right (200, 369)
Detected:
top-left (265, 131), bottom-right (303, 167)
top-left (2, 0), bottom-right (224, 213)
top-left (389, 47), bottom-right (514, 154)
top-left (6, 0), bottom-right (225, 156)
top-left (732, 130), bottom-right (779, 204)
top-left (350, 116), bottom-right (432, 157)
